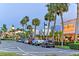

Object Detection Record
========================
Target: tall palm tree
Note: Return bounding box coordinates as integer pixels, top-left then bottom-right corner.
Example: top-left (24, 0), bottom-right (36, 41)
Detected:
top-left (27, 25), bottom-right (32, 31)
top-left (46, 3), bottom-right (69, 46)
top-left (46, 3), bottom-right (57, 40)
top-left (20, 16), bottom-right (29, 30)
top-left (55, 3), bottom-right (69, 47)
top-left (75, 3), bottom-right (79, 42)
top-left (32, 18), bottom-right (40, 37)
top-left (44, 12), bottom-right (55, 39)
top-left (27, 25), bottom-right (33, 37)
top-left (10, 25), bottom-right (15, 40)
top-left (10, 25), bottom-right (15, 32)
top-left (2, 24), bottom-right (7, 32)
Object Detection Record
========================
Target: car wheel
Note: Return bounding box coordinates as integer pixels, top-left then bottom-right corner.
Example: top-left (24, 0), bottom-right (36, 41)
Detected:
top-left (53, 46), bottom-right (55, 48)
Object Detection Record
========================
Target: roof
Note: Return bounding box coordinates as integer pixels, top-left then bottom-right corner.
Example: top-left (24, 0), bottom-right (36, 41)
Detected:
top-left (63, 18), bottom-right (76, 23)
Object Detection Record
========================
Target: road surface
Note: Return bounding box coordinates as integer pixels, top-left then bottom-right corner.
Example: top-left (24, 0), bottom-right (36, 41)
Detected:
top-left (0, 40), bottom-right (79, 56)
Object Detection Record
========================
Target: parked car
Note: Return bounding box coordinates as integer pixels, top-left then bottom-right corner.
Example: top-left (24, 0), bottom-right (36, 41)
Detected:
top-left (32, 39), bottom-right (38, 45)
top-left (17, 38), bottom-right (25, 43)
top-left (28, 38), bottom-right (33, 44)
top-left (34, 40), bottom-right (45, 46)
top-left (41, 40), bottom-right (55, 48)
top-left (24, 39), bottom-right (29, 44)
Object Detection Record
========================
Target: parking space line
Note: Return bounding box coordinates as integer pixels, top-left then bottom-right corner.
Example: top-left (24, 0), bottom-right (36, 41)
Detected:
top-left (16, 47), bottom-right (35, 56)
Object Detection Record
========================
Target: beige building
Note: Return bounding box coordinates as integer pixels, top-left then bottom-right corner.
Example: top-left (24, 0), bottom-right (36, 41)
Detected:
top-left (63, 19), bottom-right (76, 41)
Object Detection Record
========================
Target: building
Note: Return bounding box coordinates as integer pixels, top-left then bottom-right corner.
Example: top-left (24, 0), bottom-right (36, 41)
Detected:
top-left (63, 19), bottom-right (79, 41)
top-left (63, 4), bottom-right (79, 41)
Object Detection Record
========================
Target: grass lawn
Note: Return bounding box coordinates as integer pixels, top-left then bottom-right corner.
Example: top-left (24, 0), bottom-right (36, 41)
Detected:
top-left (56, 45), bottom-right (70, 49)
top-left (0, 52), bottom-right (17, 56)
top-left (70, 54), bottom-right (79, 56)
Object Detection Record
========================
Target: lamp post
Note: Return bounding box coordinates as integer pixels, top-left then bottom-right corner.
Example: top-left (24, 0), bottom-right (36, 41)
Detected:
top-left (44, 22), bottom-right (47, 39)
top-left (0, 27), bottom-right (2, 44)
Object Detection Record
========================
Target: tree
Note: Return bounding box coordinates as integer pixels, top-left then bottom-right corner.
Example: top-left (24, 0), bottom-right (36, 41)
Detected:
top-left (27, 25), bottom-right (33, 37)
top-left (32, 18), bottom-right (40, 37)
top-left (54, 31), bottom-right (59, 41)
top-left (47, 3), bottom-right (69, 47)
top-left (2, 24), bottom-right (7, 32)
top-left (54, 31), bottom-right (62, 41)
top-left (20, 16), bottom-right (29, 30)
top-left (46, 3), bottom-right (57, 40)
top-left (10, 25), bottom-right (15, 32)
top-left (10, 25), bottom-right (15, 40)
top-left (44, 12), bottom-right (55, 39)
top-left (56, 3), bottom-right (69, 47)
top-left (27, 25), bottom-right (32, 31)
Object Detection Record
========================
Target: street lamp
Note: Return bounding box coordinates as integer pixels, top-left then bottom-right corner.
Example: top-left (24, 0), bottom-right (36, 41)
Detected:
top-left (44, 22), bottom-right (47, 37)
top-left (0, 27), bottom-right (2, 44)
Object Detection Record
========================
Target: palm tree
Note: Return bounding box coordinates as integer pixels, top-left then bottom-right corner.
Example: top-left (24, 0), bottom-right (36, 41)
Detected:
top-left (10, 25), bottom-right (15, 40)
top-left (20, 16), bottom-right (29, 30)
top-left (27, 25), bottom-right (32, 33)
top-left (2, 24), bottom-right (7, 32)
top-left (27, 25), bottom-right (32, 31)
top-left (44, 12), bottom-right (55, 39)
top-left (75, 3), bottom-right (79, 42)
top-left (56, 3), bottom-right (69, 47)
top-left (27, 25), bottom-right (33, 38)
top-left (32, 18), bottom-right (40, 37)
top-left (46, 3), bottom-right (57, 40)
top-left (10, 25), bottom-right (15, 32)
top-left (46, 3), bottom-right (69, 47)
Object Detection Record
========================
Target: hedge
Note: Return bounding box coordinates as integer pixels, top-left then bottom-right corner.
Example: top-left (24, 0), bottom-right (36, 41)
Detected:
top-left (69, 43), bottom-right (79, 50)
top-left (55, 41), bottom-right (74, 46)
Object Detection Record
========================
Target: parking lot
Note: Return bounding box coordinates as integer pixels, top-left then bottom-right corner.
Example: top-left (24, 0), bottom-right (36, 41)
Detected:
top-left (0, 40), bottom-right (79, 56)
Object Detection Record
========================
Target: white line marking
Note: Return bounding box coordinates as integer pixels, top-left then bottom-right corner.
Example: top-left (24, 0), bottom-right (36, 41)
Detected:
top-left (17, 47), bottom-right (26, 53)
top-left (16, 47), bottom-right (35, 56)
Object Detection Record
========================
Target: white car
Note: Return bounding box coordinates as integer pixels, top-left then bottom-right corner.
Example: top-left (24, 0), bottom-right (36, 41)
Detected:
top-left (24, 40), bottom-right (29, 44)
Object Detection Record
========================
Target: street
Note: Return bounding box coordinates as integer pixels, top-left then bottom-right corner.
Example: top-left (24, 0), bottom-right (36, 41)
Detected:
top-left (0, 40), bottom-right (79, 56)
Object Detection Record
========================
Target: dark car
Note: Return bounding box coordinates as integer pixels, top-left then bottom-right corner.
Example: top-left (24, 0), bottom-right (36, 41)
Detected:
top-left (17, 38), bottom-right (25, 43)
top-left (28, 38), bottom-right (33, 44)
top-left (41, 40), bottom-right (55, 48)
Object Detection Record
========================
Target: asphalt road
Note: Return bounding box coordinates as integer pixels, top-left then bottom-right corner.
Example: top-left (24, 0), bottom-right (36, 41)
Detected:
top-left (0, 40), bottom-right (79, 56)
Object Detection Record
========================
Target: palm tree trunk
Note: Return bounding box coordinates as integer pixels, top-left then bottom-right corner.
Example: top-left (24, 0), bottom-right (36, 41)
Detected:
top-left (52, 14), bottom-right (56, 41)
top-left (22, 25), bottom-right (24, 31)
top-left (35, 26), bottom-right (36, 37)
top-left (74, 3), bottom-right (79, 42)
top-left (46, 21), bottom-right (50, 39)
top-left (60, 13), bottom-right (64, 47)
top-left (44, 22), bottom-right (45, 37)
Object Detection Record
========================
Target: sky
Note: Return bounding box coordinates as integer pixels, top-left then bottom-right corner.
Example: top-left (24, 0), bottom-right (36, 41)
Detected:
top-left (0, 3), bottom-right (77, 30)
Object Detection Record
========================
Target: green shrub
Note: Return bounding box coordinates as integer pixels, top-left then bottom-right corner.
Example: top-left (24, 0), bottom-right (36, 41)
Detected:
top-left (64, 42), bottom-right (74, 46)
top-left (55, 41), bottom-right (61, 45)
top-left (69, 43), bottom-right (79, 50)
top-left (55, 41), bottom-right (74, 46)
top-left (74, 41), bottom-right (79, 44)
top-left (1, 38), bottom-right (13, 40)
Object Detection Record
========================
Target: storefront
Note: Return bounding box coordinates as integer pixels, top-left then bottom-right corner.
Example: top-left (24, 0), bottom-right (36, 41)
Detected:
top-left (63, 19), bottom-right (76, 41)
